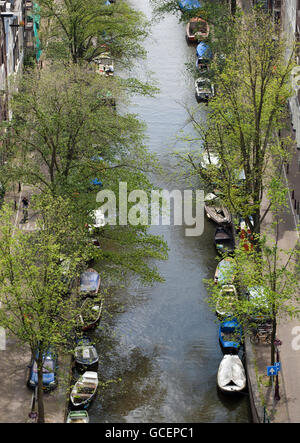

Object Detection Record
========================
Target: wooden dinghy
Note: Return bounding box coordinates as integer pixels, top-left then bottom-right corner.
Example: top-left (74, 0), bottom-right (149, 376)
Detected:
top-left (78, 298), bottom-right (103, 332)
top-left (186, 17), bottom-right (209, 43)
top-left (214, 225), bottom-right (235, 255)
top-left (204, 193), bottom-right (231, 225)
top-left (66, 410), bottom-right (89, 423)
top-left (70, 371), bottom-right (98, 409)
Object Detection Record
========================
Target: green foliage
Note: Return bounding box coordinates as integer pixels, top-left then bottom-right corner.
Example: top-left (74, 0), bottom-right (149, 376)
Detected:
top-left (4, 63), bottom-right (168, 285)
top-left (39, 0), bottom-right (149, 64)
top-left (206, 234), bottom-right (300, 335)
top-left (177, 9), bottom-right (294, 235)
top-left (0, 201), bottom-right (88, 348)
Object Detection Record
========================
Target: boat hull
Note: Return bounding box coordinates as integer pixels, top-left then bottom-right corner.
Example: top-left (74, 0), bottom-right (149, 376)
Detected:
top-left (70, 372), bottom-right (98, 410)
top-left (217, 355), bottom-right (246, 394)
top-left (205, 204), bottom-right (231, 225)
top-left (186, 18), bottom-right (209, 43)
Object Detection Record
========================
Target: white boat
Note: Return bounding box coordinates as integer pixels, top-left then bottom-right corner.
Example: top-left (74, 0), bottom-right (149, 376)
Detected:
top-left (217, 355), bottom-right (246, 393)
top-left (70, 371), bottom-right (98, 408)
top-left (94, 52), bottom-right (114, 76)
top-left (216, 284), bottom-right (238, 317)
top-left (195, 77), bottom-right (214, 101)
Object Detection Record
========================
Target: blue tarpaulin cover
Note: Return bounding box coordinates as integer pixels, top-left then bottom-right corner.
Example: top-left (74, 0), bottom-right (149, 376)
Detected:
top-left (196, 42), bottom-right (212, 59)
top-left (178, 0), bottom-right (201, 10)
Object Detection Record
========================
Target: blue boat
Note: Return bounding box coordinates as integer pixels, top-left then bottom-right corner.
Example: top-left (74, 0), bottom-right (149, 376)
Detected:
top-left (178, 0), bottom-right (201, 10)
top-left (196, 42), bottom-right (212, 59)
top-left (219, 317), bottom-right (242, 350)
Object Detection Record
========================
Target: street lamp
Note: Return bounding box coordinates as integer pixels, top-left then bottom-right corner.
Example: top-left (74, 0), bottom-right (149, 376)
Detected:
top-left (274, 338), bottom-right (282, 401)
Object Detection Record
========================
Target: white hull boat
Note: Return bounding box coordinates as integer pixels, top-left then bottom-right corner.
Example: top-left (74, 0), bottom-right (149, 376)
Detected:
top-left (217, 355), bottom-right (246, 393)
top-left (70, 371), bottom-right (98, 409)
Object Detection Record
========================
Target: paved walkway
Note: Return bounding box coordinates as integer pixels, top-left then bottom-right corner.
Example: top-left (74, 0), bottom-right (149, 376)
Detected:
top-left (235, 0), bottom-right (300, 423)
top-left (271, 127), bottom-right (300, 423)
top-left (0, 184), bottom-right (71, 423)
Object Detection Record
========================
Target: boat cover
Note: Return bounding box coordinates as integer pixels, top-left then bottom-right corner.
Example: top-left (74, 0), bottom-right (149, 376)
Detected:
top-left (178, 0), bottom-right (201, 9)
top-left (217, 355), bottom-right (246, 388)
top-left (80, 271), bottom-right (100, 293)
top-left (217, 259), bottom-right (236, 284)
top-left (196, 42), bottom-right (212, 59)
top-left (75, 346), bottom-right (98, 362)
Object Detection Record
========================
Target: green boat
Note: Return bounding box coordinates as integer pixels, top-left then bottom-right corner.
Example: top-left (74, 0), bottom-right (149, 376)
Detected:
top-left (66, 410), bottom-right (89, 423)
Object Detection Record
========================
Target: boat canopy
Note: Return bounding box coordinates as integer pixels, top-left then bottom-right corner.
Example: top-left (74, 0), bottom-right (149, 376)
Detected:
top-left (218, 355), bottom-right (246, 388)
top-left (80, 271), bottom-right (100, 293)
top-left (196, 42), bottom-right (212, 59)
top-left (178, 0), bottom-right (201, 10)
top-left (217, 259), bottom-right (236, 284)
top-left (75, 345), bottom-right (98, 362)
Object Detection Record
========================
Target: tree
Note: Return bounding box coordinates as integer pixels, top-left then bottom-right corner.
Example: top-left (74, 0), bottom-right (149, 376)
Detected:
top-left (176, 9), bottom-right (294, 238)
top-left (0, 199), bottom-right (91, 423)
top-left (206, 221), bottom-right (300, 366)
top-left (6, 63), bottom-right (152, 194)
top-left (39, 0), bottom-right (149, 65)
top-left (4, 63), bottom-right (168, 285)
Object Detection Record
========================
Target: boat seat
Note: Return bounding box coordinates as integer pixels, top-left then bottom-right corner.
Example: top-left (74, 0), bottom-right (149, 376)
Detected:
top-left (76, 393), bottom-right (93, 399)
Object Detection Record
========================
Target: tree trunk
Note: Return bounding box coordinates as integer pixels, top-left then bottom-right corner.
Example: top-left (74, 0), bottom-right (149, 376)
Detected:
top-left (37, 353), bottom-right (45, 423)
top-left (271, 317), bottom-right (276, 365)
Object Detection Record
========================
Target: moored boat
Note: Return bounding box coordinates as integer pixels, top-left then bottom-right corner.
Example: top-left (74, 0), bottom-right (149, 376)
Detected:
top-left (186, 17), bottom-right (209, 42)
top-left (219, 317), bottom-right (242, 350)
top-left (217, 355), bottom-right (246, 393)
top-left (94, 52), bottom-right (114, 76)
top-left (195, 77), bottom-right (214, 102)
top-left (204, 193), bottom-right (231, 225)
top-left (79, 269), bottom-right (101, 297)
top-left (78, 298), bottom-right (103, 332)
top-left (178, 0), bottom-right (201, 10)
top-left (216, 284), bottom-right (238, 317)
top-left (66, 410), bottom-right (89, 423)
top-left (70, 371), bottom-right (98, 409)
top-left (196, 42), bottom-right (212, 60)
top-left (74, 336), bottom-right (99, 370)
top-left (214, 257), bottom-right (236, 285)
top-left (214, 225), bottom-right (235, 254)
top-left (196, 57), bottom-right (209, 73)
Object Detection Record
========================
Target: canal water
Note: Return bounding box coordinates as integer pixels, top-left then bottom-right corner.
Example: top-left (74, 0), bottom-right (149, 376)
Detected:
top-left (89, 0), bottom-right (251, 423)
